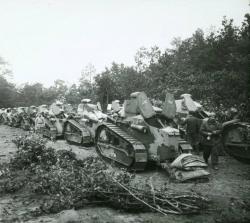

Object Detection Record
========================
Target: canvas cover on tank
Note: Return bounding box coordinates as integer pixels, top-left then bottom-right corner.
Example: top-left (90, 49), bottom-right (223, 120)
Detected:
top-left (111, 100), bottom-right (121, 112)
top-left (124, 92), bottom-right (156, 118)
top-left (181, 94), bottom-right (198, 112)
top-left (124, 99), bottom-right (139, 116)
top-left (64, 104), bottom-right (74, 114)
top-left (50, 103), bottom-right (64, 116)
top-left (17, 107), bottom-right (25, 114)
top-left (136, 92), bottom-right (156, 119)
top-left (38, 105), bottom-right (49, 113)
top-left (78, 102), bottom-right (105, 120)
top-left (162, 93), bottom-right (176, 119)
top-left (27, 106), bottom-right (37, 115)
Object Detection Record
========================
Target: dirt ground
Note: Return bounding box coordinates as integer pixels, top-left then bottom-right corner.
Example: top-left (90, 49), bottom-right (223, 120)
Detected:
top-left (0, 125), bottom-right (250, 223)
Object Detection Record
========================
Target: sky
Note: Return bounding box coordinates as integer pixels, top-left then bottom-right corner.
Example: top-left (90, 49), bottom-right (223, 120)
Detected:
top-left (0, 0), bottom-right (249, 87)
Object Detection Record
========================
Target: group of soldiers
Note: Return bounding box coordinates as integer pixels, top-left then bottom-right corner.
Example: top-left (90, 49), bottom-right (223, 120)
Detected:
top-left (182, 111), bottom-right (223, 170)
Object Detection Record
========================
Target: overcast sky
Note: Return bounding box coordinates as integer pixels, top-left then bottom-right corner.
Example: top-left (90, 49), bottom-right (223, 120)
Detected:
top-left (0, 0), bottom-right (249, 87)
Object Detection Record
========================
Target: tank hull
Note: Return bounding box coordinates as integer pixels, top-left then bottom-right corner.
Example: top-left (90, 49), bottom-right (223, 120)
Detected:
top-left (222, 121), bottom-right (250, 164)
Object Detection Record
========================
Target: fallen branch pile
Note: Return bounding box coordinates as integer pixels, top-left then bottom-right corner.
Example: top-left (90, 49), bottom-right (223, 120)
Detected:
top-left (0, 135), bottom-right (210, 216)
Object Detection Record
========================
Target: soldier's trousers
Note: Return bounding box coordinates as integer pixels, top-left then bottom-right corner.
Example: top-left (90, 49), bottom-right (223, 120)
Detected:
top-left (202, 144), bottom-right (219, 166)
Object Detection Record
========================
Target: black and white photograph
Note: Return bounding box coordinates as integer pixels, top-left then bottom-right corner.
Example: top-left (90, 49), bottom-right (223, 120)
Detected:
top-left (0, 0), bottom-right (249, 222)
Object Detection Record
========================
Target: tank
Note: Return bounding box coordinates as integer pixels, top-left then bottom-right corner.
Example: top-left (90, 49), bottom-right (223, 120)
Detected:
top-left (0, 108), bottom-right (6, 124)
top-left (63, 104), bottom-right (75, 116)
top-left (64, 99), bottom-right (107, 145)
top-left (8, 108), bottom-right (19, 127)
top-left (222, 120), bottom-right (250, 164)
top-left (13, 107), bottom-right (27, 128)
top-left (176, 94), bottom-right (250, 164)
top-left (38, 102), bottom-right (67, 140)
top-left (1, 108), bottom-right (11, 125)
top-left (95, 92), bottom-right (192, 171)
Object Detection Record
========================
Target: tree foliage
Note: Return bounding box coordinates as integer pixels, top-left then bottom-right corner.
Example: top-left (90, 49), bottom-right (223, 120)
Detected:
top-left (0, 14), bottom-right (249, 120)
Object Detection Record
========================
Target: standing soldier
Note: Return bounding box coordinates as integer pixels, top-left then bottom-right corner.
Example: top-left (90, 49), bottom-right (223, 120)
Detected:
top-left (200, 115), bottom-right (222, 170)
top-left (35, 113), bottom-right (45, 134)
top-left (184, 111), bottom-right (203, 154)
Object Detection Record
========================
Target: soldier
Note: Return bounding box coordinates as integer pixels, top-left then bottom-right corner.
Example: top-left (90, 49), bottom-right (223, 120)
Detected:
top-left (35, 113), bottom-right (45, 134)
top-left (183, 111), bottom-right (203, 154)
top-left (200, 115), bottom-right (222, 170)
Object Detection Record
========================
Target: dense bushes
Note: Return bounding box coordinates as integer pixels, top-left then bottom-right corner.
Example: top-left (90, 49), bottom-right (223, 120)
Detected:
top-left (0, 136), bottom-right (209, 216)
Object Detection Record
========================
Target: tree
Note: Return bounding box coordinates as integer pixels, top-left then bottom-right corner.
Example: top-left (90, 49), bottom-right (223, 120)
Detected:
top-left (95, 70), bottom-right (116, 110)
top-left (65, 84), bottom-right (81, 105)
top-left (0, 75), bottom-right (16, 107)
top-left (79, 63), bottom-right (96, 100)
top-left (0, 56), bottom-right (16, 107)
top-left (134, 46), bottom-right (161, 72)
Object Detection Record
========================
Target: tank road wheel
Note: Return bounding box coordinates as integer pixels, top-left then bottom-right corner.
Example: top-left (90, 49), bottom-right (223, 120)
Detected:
top-left (222, 123), bottom-right (250, 164)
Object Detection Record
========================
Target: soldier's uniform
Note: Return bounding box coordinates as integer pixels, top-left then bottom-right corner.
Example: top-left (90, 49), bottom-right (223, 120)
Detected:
top-left (184, 114), bottom-right (203, 154)
top-left (200, 117), bottom-right (222, 169)
top-left (35, 114), bottom-right (45, 134)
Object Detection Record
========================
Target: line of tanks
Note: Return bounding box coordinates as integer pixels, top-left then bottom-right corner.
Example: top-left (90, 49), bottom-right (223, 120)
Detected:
top-left (0, 92), bottom-right (249, 167)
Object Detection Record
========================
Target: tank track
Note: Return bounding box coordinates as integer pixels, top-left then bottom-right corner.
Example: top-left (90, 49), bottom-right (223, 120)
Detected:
top-left (95, 123), bottom-right (148, 171)
top-left (64, 119), bottom-right (92, 145)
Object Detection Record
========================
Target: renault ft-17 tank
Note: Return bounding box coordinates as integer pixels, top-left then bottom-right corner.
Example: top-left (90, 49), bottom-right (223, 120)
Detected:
top-left (0, 108), bottom-right (6, 124)
top-left (64, 99), bottom-right (107, 145)
top-left (12, 107), bottom-right (27, 128)
top-left (63, 103), bottom-right (76, 117)
top-left (1, 108), bottom-right (11, 125)
top-left (39, 102), bottom-right (67, 140)
top-left (8, 108), bottom-right (19, 127)
top-left (176, 94), bottom-right (250, 164)
top-left (95, 92), bottom-right (192, 171)
top-left (222, 120), bottom-right (250, 164)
